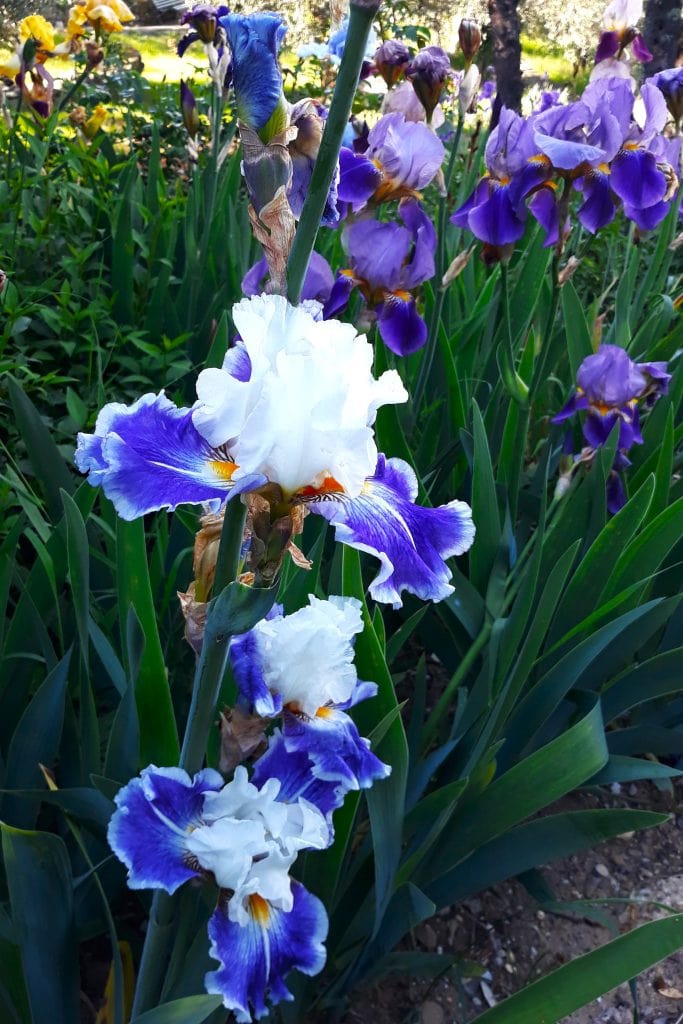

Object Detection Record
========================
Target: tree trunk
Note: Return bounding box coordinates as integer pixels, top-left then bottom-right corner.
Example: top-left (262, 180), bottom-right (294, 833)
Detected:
top-left (643, 0), bottom-right (682, 74)
top-left (488, 0), bottom-right (523, 128)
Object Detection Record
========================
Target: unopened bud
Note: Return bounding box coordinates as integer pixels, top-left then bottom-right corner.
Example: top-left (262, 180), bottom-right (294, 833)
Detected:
top-left (458, 62), bottom-right (481, 116)
top-left (442, 248), bottom-right (472, 287)
top-left (180, 79), bottom-right (200, 139)
top-left (558, 255), bottom-right (581, 286)
top-left (458, 19), bottom-right (481, 63)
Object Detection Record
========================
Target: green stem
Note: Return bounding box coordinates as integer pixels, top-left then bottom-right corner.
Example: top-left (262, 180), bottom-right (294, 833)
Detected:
top-left (412, 113), bottom-right (463, 411)
top-left (286, 1), bottom-right (379, 305)
top-left (422, 621), bottom-right (492, 749)
top-left (129, 498), bottom-right (247, 1017)
top-left (56, 65), bottom-right (91, 114)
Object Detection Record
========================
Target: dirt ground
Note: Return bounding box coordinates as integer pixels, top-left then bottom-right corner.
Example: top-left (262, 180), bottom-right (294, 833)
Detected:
top-left (345, 781), bottom-right (683, 1024)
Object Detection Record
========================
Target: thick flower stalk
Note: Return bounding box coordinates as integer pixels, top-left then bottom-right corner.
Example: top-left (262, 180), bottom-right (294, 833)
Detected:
top-left (75, 294), bottom-right (475, 607)
top-left (553, 344), bottom-right (670, 511)
top-left (325, 199), bottom-right (436, 355)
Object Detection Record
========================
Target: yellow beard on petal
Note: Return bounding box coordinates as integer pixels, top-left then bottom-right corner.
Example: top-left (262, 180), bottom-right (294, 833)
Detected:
top-left (249, 893), bottom-right (271, 927)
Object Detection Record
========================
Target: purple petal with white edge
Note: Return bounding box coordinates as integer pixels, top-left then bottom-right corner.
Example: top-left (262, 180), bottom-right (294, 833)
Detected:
top-left (610, 148), bottom-right (667, 209)
top-left (377, 293), bottom-right (428, 356)
top-left (337, 147), bottom-right (382, 211)
top-left (307, 455), bottom-right (475, 608)
top-left (223, 342), bottom-right (253, 383)
top-left (230, 628), bottom-right (283, 718)
top-left (74, 392), bottom-right (251, 521)
top-left (251, 731), bottom-right (346, 816)
top-left (282, 709), bottom-right (390, 791)
top-left (206, 881), bottom-right (328, 1023)
top-left (108, 766), bottom-right (223, 893)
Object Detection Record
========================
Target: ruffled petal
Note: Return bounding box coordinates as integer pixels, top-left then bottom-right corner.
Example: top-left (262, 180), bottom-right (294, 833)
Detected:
top-left (307, 455), bottom-right (475, 608)
top-left (108, 766), bottom-right (223, 893)
top-left (377, 293), bottom-right (428, 356)
top-left (282, 708), bottom-right (390, 791)
top-left (74, 392), bottom-right (241, 520)
top-left (206, 881), bottom-right (328, 1022)
top-left (251, 731), bottom-right (346, 816)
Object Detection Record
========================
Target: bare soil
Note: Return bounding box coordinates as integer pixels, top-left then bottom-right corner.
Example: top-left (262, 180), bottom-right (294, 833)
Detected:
top-left (344, 781), bottom-right (683, 1024)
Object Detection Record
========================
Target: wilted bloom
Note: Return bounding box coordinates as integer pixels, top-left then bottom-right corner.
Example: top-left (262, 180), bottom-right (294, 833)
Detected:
top-left (231, 595), bottom-right (390, 815)
top-left (458, 19), bottom-right (481, 65)
top-left (242, 250), bottom-right (334, 304)
top-left (338, 112), bottom-right (444, 212)
top-left (374, 39), bottom-right (412, 88)
top-left (109, 764), bottom-right (329, 1021)
top-left (287, 99), bottom-right (339, 226)
top-left (459, 63), bottom-right (481, 116)
top-left (553, 344), bottom-right (670, 450)
top-left (326, 199), bottom-right (436, 356)
top-left (652, 67), bottom-right (683, 127)
top-left (75, 294), bottom-right (474, 607)
top-left (407, 45), bottom-right (452, 122)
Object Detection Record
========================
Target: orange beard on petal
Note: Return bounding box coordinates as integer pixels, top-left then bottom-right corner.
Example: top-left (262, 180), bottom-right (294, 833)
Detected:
top-left (295, 476), bottom-right (346, 502)
top-left (249, 893), bottom-right (271, 927)
top-left (210, 459), bottom-right (238, 481)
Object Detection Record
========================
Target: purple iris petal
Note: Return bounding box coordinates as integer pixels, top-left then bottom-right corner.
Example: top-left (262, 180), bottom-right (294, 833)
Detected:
top-left (345, 219), bottom-right (410, 288)
top-left (610, 147), bottom-right (667, 210)
top-left (242, 252), bottom-right (334, 304)
top-left (368, 113), bottom-right (444, 191)
top-left (528, 186), bottom-right (560, 247)
top-left (282, 709), bottom-right (390, 792)
top-left (221, 12), bottom-right (287, 132)
top-left (486, 107), bottom-right (538, 179)
top-left (177, 30), bottom-right (200, 57)
top-left (399, 199), bottom-right (437, 287)
top-left (631, 33), bottom-right (652, 63)
top-left (323, 274), bottom-right (356, 319)
top-left (623, 199), bottom-right (670, 231)
top-left (595, 30), bottom-right (620, 63)
top-left (252, 732), bottom-right (346, 816)
top-left (466, 180), bottom-right (528, 246)
top-left (74, 393), bottom-right (248, 520)
top-left (576, 168), bottom-right (617, 233)
top-left (377, 294), bottom-right (428, 356)
top-left (552, 393), bottom-right (588, 425)
top-left (532, 131), bottom-right (605, 171)
top-left (307, 455), bottom-right (475, 608)
top-left (206, 881), bottom-right (328, 1022)
top-left (337, 147), bottom-right (382, 210)
top-left (583, 409), bottom-right (620, 448)
top-left (607, 469), bottom-right (627, 513)
top-left (108, 766), bottom-right (223, 893)
top-left (230, 629), bottom-right (282, 717)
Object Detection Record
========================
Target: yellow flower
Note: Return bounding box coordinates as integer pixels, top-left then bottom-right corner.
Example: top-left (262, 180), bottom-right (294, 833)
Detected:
top-left (84, 103), bottom-right (108, 137)
top-left (19, 14), bottom-right (56, 61)
top-left (0, 52), bottom-right (21, 78)
top-left (70, 0), bottom-right (134, 34)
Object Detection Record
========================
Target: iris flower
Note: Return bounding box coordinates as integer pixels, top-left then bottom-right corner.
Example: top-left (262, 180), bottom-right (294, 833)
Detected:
top-left (75, 295), bottom-right (475, 608)
top-left (231, 595), bottom-right (390, 817)
top-left (325, 199), bottom-right (436, 356)
top-left (109, 764), bottom-right (329, 1021)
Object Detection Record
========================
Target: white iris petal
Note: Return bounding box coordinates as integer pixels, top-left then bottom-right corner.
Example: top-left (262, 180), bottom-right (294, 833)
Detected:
top-left (192, 294), bottom-right (408, 498)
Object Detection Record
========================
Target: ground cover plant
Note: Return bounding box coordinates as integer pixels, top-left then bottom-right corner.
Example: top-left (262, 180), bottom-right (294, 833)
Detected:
top-left (0, 1), bottom-right (682, 1022)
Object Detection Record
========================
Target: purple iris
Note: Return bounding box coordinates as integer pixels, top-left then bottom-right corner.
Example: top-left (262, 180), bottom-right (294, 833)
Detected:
top-left (652, 67), bottom-right (683, 126)
top-left (337, 112), bottom-right (444, 212)
top-left (324, 199), bottom-right (436, 356)
top-left (242, 251), bottom-right (334, 304)
top-left (178, 3), bottom-right (229, 56)
top-left (451, 106), bottom-right (541, 250)
top-left (374, 39), bottom-right (412, 88)
top-left (288, 99), bottom-right (340, 227)
top-left (407, 45), bottom-right (452, 121)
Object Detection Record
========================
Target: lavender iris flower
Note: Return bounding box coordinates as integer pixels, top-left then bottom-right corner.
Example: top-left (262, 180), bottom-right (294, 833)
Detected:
top-left (553, 344), bottom-right (670, 510)
top-left (325, 199), bottom-right (436, 356)
top-left (652, 67), bottom-right (683, 126)
top-left (337, 112), bottom-right (444, 212)
top-left (374, 39), bottom-right (412, 88)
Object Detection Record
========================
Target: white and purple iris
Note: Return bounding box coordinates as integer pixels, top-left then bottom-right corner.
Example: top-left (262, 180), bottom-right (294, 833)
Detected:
top-left (553, 344), bottom-right (670, 511)
top-left (109, 764), bottom-right (329, 1021)
top-left (231, 595), bottom-right (390, 817)
top-left (325, 198), bottom-right (436, 356)
top-left (75, 294), bottom-right (475, 608)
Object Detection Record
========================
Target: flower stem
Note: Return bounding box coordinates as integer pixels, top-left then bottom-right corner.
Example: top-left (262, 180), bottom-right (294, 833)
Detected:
top-left (413, 113), bottom-right (463, 411)
top-left (286, 0), bottom-right (379, 305)
top-left (129, 497), bottom-right (247, 1017)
